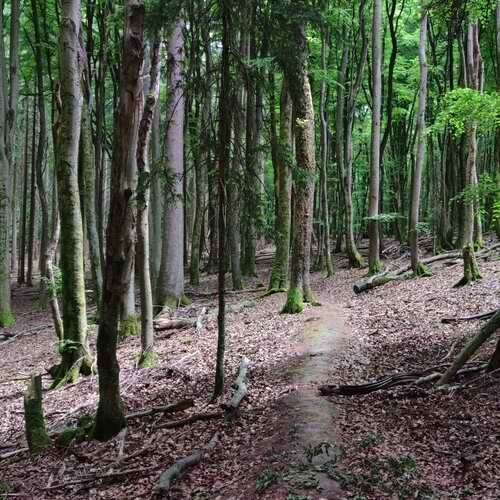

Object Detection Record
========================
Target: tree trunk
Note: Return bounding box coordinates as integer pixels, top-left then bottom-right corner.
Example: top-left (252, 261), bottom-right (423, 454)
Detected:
top-left (409, 7), bottom-right (428, 276)
top-left (268, 79), bottom-right (292, 292)
top-left (54, 0), bottom-right (92, 386)
top-left (81, 99), bottom-right (103, 314)
top-left (281, 20), bottom-right (317, 314)
top-left (0, 5), bottom-right (13, 327)
top-left (18, 102), bottom-right (30, 285)
top-left (157, 18), bottom-right (187, 309)
top-left (455, 22), bottom-right (482, 287)
top-left (368, 0), bottom-right (383, 275)
top-left (213, 0), bottom-right (231, 399)
top-left (94, 0), bottom-right (145, 441)
top-left (137, 38), bottom-right (161, 368)
top-left (26, 103), bottom-right (37, 288)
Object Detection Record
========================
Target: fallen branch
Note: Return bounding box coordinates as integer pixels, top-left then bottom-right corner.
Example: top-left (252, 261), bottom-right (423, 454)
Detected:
top-left (319, 363), bottom-right (487, 396)
top-left (157, 410), bottom-right (222, 430)
top-left (441, 311), bottom-right (496, 324)
top-left (156, 432), bottom-right (219, 494)
top-left (153, 318), bottom-right (194, 332)
top-left (224, 357), bottom-right (250, 413)
top-left (126, 398), bottom-right (194, 420)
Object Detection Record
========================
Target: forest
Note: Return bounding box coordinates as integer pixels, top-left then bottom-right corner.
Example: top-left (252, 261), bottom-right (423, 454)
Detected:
top-left (1, 0), bottom-right (499, 498)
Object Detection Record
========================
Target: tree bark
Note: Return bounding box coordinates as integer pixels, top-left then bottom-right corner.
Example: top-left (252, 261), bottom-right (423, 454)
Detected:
top-left (137, 38), bottom-right (161, 368)
top-left (94, 0), bottom-right (145, 441)
top-left (368, 0), bottom-right (383, 275)
top-left (281, 20), bottom-right (317, 313)
top-left (409, 7), bottom-right (428, 276)
top-left (157, 18), bottom-right (187, 309)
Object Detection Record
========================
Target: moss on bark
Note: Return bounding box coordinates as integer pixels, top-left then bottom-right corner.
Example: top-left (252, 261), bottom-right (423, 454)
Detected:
top-left (0, 310), bottom-right (15, 327)
top-left (282, 287), bottom-right (304, 314)
top-left (138, 350), bottom-right (157, 369)
top-left (119, 315), bottom-right (139, 340)
top-left (24, 375), bottom-right (51, 455)
top-left (368, 259), bottom-right (382, 277)
top-left (454, 244), bottom-right (481, 287)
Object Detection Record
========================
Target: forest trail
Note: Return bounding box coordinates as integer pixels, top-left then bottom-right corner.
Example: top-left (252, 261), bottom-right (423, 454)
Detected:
top-left (266, 301), bottom-right (348, 499)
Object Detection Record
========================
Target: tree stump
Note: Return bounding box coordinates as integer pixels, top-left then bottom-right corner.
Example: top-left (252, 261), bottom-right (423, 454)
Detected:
top-left (24, 374), bottom-right (51, 454)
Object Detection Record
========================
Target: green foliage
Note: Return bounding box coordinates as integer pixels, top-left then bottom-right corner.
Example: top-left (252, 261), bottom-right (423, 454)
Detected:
top-left (450, 173), bottom-right (499, 220)
top-left (433, 89), bottom-right (500, 137)
top-left (41, 266), bottom-right (62, 297)
top-left (359, 433), bottom-right (382, 449)
top-left (0, 482), bottom-right (11, 500)
top-left (467, 0), bottom-right (497, 24)
top-left (364, 212), bottom-right (405, 224)
top-left (57, 339), bottom-right (80, 356)
top-left (256, 468), bottom-right (280, 493)
top-left (303, 441), bottom-right (334, 464)
top-left (0, 310), bottom-right (15, 328)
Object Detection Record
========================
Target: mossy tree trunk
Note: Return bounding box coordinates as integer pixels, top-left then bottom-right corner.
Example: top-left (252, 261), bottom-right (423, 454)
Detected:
top-left (24, 375), bottom-right (51, 455)
top-left (268, 78), bottom-right (292, 293)
top-left (281, 18), bottom-right (317, 314)
top-left (0, 3), bottom-right (13, 327)
top-left (137, 38), bottom-right (161, 368)
top-left (26, 102), bottom-right (37, 288)
top-left (81, 98), bottom-right (103, 314)
top-left (94, 0), bottom-right (145, 441)
top-left (157, 18), bottom-right (187, 309)
top-left (54, 0), bottom-right (92, 387)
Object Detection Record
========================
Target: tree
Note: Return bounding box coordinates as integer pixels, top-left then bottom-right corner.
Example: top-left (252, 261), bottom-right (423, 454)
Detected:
top-left (157, 18), bottom-right (187, 310)
top-left (280, 5), bottom-right (318, 314)
top-left (368, 0), bottom-right (383, 275)
top-left (409, 5), bottom-right (429, 277)
top-left (94, 0), bottom-right (145, 441)
top-left (53, 0), bottom-right (92, 386)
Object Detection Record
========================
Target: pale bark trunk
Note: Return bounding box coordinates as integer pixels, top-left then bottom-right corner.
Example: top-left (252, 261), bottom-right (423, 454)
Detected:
top-left (18, 103), bottom-right (30, 284)
top-left (95, 0), bottom-right (145, 441)
top-left (409, 8), bottom-right (428, 276)
top-left (157, 19), bottom-right (186, 309)
top-left (368, 0), bottom-right (382, 275)
top-left (26, 103), bottom-right (37, 287)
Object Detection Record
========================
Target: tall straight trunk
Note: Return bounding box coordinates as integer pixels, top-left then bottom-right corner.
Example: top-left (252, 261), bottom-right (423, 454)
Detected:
top-left (495, 0), bottom-right (500, 238)
top-left (31, 0), bottom-right (49, 284)
top-left (149, 105), bottom-right (162, 284)
top-left (54, 0), bottom-right (91, 386)
top-left (226, 30), bottom-right (245, 291)
top-left (157, 18), bottom-right (187, 309)
top-left (137, 38), bottom-right (161, 368)
top-left (343, 0), bottom-right (367, 268)
top-left (95, 0), bottom-right (145, 441)
top-left (456, 22), bottom-right (482, 287)
top-left (81, 99), bottom-right (103, 312)
top-left (213, 0), bottom-right (231, 399)
top-left (27, 103), bottom-right (37, 288)
top-left (368, 0), bottom-right (383, 275)
top-left (268, 79), bottom-right (292, 292)
top-left (409, 7), bottom-right (428, 276)
top-left (281, 21), bottom-right (317, 314)
top-left (18, 103), bottom-right (30, 284)
top-left (0, 5), bottom-right (13, 327)
top-left (320, 30), bottom-right (333, 277)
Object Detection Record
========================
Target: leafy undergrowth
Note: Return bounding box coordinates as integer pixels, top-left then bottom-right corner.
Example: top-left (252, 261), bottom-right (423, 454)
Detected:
top-left (320, 257), bottom-right (500, 499)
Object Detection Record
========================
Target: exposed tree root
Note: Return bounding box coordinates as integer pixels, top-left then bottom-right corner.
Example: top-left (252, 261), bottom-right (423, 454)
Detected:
top-left (441, 311), bottom-right (496, 324)
top-left (126, 399), bottom-right (194, 420)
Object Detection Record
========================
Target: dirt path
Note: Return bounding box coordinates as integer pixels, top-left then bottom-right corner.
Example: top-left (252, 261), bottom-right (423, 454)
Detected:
top-left (257, 301), bottom-right (349, 500)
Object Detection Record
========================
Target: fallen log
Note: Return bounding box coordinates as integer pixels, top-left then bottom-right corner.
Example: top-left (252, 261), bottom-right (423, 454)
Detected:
top-left (126, 398), bottom-right (194, 420)
top-left (441, 311), bottom-right (496, 324)
top-left (156, 433), bottom-right (219, 494)
top-left (157, 410), bottom-right (222, 430)
top-left (153, 318), bottom-right (194, 331)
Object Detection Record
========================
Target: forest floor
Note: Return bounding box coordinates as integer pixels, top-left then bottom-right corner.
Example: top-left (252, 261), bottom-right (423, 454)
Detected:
top-left (1, 238), bottom-right (499, 499)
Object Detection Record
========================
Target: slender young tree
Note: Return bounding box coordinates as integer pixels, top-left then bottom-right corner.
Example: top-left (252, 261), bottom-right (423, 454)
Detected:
top-left (213, 0), bottom-right (232, 399)
top-left (409, 6), bottom-right (429, 276)
top-left (157, 18), bottom-right (187, 309)
top-left (368, 0), bottom-right (383, 275)
top-left (0, 3), bottom-right (13, 327)
top-left (137, 38), bottom-right (161, 368)
top-left (94, 0), bottom-right (145, 440)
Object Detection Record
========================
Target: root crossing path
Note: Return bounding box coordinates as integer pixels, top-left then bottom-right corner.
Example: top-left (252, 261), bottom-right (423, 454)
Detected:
top-left (271, 302), bottom-right (348, 499)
